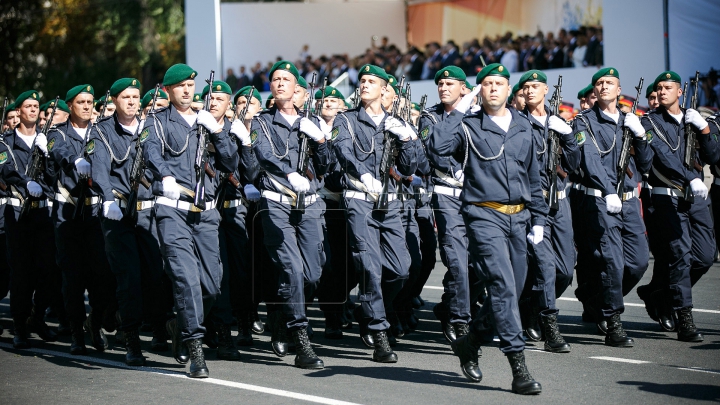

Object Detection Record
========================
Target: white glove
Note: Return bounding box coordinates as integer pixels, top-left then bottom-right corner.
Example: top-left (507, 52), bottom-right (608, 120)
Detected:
top-left (162, 177), bottom-right (180, 200)
top-left (74, 157), bottom-right (91, 177)
top-left (469, 105), bottom-right (482, 114)
top-left (690, 178), bottom-right (708, 200)
top-left (319, 120), bottom-right (333, 140)
top-left (685, 109), bottom-right (709, 131)
top-left (287, 172), bottom-right (310, 193)
top-left (385, 117), bottom-right (413, 141)
top-left (196, 110), bottom-right (222, 133)
top-left (605, 193), bottom-right (622, 214)
top-left (230, 119), bottom-right (251, 145)
top-left (35, 134), bottom-right (48, 154)
top-left (299, 117), bottom-right (325, 142)
top-left (360, 173), bottom-right (383, 194)
top-left (455, 86), bottom-right (482, 114)
top-left (548, 115), bottom-right (572, 135)
top-left (454, 170), bottom-right (464, 184)
top-left (526, 225), bottom-right (544, 245)
top-left (27, 181), bottom-right (43, 197)
top-left (623, 113), bottom-right (646, 137)
top-left (103, 201), bottom-right (123, 221)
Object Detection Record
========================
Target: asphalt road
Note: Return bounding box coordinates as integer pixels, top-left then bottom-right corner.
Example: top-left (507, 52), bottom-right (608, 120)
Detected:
top-left (1, 256), bottom-right (719, 405)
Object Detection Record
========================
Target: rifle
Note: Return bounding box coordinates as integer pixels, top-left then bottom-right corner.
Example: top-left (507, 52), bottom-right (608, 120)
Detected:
top-left (19, 96), bottom-right (59, 220)
top-left (216, 87), bottom-right (254, 211)
top-left (616, 77), bottom-right (644, 196)
top-left (417, 94), bottom-right (427, 129)
top-left (73, 90), bottom-right (110, 219)
top-left (353, 88), bottom-right (360, 108)
top-left (318, 77), bottom-right (328, 118)
top-left (404, 83), bottom-right (412, 122)
top-left (683, 71), bottom-right (701, 202)
top-left (123, 84), bottom-right (160, 224)
top-left (546, 76), bottom-right (564, 210)
top-left (1, 98), bottom-right (8, 132)
top-left (193, 71), bottom-right (216, 210)
top-left (476, 55), bottom-right (487, 107)
top-left (295, 72), bottom-right (317, 213)
top-left (376, 75), bottom-right (406, 212)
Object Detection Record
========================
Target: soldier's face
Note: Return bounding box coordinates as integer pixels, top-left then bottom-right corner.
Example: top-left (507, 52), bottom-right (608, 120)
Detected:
top-left (656, 82), bottom-right (681, 108)
top-left (359, 76), bottom-right (386, 103)
top-left (69, 93), bottom-right (95, 122)
top-left (437, 79), bottom-right (464, 105)
top-left (235, 96), bottom-right (261, 120)
top-left (647, 91), bottom-right (659, 109)
top-left (594, 77), bottom-right (621, 104)
top-left (6, 110), bottom-right (19, 129)
top-left (104, 103), bottom-right (116, 116)
top-left (321, 97), bottom-right (341, 118)
top-left (411, 109), bottom-right (420, 125)
top-left (480, 76), bottom-right (510, 110)
top-left (512, 91), bottom-right (526, 110)
top-left (208, 93), bottom-right (230, 120)
top-left (270, 70), bottom-right (297, 103)
top-left (382, 86), bottom-right (397, 110)
top-left (293, 86), bottom-right (308, 109)
top-left (53, 110), bottom-right (69, 125)
top-left (522, 82), bottom-right (548, 107)
top-left (18, 100), bottom-right (39, 124)
top-left (168, 80), bottom-right (196, 109)
top-left (155, 99), bottom-right (169, 109)
top-left (115, 89), bottom-right (141, 119)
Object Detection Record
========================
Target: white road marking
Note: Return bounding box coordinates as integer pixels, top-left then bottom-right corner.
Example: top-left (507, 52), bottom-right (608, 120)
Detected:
top-left (677, 367), bottom-right (720, 375)
top-left (556, 297), bottom-right (720, 314)
top-left (0, 343), bottom-right (363, 405)
top-left (589, 356), bottom-right (651, 364)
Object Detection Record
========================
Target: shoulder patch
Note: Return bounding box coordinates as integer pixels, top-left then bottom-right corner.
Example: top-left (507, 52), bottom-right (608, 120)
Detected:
top-left (250, 130), bottom-right (259, 145)
top-left (645, 130), bottom-right (653, 144)
top-left (0, 151), bottom-right (7, 165)
top-left (86, 139), bottom-right (95, 155)
top-left (420, 126), bottom-right (430, 140)
top-left (48, 138), bottom-right (56, 152)
top-left (139, 128), bottom-right (150, 143)
top-left (331, 127), bottom-right (339, 141)
top-left (575, 131), bottom-right (586, 146)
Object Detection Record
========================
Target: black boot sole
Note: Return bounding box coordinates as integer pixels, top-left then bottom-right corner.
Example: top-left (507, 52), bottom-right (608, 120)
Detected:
top-left (544, 342), bottom-right (571, 353)
top-left (372, 352), bottom-right (398, 363)
top-left (678, 333), bottom-right (703, 342)
top-left (125, 356), bottom-right (147, 367)
top-left (189, 368), bottom-right (209, 378)
top-left (295, 358), bottom-right (324, 369)
top-left (604, 339), bottom-right (634, 347)
top-left (512, 382), bottom-right (542, 395)
top-left (166, 321), bottom-right (189, 364)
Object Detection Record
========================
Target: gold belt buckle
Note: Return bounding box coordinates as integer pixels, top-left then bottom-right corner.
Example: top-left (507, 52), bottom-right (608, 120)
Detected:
top-left (505, 204), bottom-right (524, 214)
top-left (85, 197), bottom-right (93, 206)
top-left (31, 201), bottom-right (40, 209)
top-left (136, 201), bottom-right (143, 211)
top-left (190, 205), bottom-right (202, 213)
top-left (223, 200), bottom-right (231, 209)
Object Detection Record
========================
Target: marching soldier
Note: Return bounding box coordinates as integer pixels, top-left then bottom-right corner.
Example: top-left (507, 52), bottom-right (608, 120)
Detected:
top-left (141, 88), bottom-right (169, 119)
top-left (646, 83), bottom-right (660, 110)
top-left (333, 64), bottom-right (417, 363)
top-left (510, 82), bottom-right (526, 111)
top-left (578, 84), bottom-right (596, 111)
top-left (143, 64), bottom-right (239, 378)
top-left (429, 64), bottom-right (545, 394)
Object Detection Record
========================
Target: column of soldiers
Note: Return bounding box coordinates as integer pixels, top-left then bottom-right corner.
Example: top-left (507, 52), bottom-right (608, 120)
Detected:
top-left (1, 60), bottom-right (717, 395)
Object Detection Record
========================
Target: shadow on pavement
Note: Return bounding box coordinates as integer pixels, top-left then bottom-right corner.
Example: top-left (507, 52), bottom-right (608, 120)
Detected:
top-left (617, 381), bottom-right (720, 401)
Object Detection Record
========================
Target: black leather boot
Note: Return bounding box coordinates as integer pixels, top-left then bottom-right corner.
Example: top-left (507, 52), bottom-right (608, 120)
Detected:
top-left (187, 338), bottom-right (209, 378)
top-left (353, 306), bottom-right (374, 348)
top-left (166, 318), bottom-right (189, 364)
top-left (251, 311), bottom-right (264, 334)
top-left (85, 315), bottom-right (108, 352)
top-left (70, 322), bottom-right (87, 355)
top-left (507, 351), bottom-right (542, 395)
top-left (454, 323), bottom-right (469, 339)
top-left (12, 324), bottom-right (31, 349)
top-left (520, 299), bottom-right (542, 342)
top-left (271, 312), bottom-right (289, 357)
top-left (27, 308), bottom-right (57, 342)
top-left (604, 314), bottom-right (634, 347)
top-left (651, 289), bottom-right (676, 332)
top-left (675, 307), bottom-right (703, 342)
top-left (203, 322), bottom-right (218, 349)
top-left (433, 303), bottom-right (456, 343)
top-left (237, 313), bottom-right (254, 346)
top-left (124, 329), bottom-right (146, 366)
top-left (150, 321), bottom-right (169, 352)
top-left (541, 311), bottom-right (570, 353)
top-left (323, 313), bottom-right (343, 340)
top-left (636, 284), bottom-right (659, 322)
top-left (216, 323), bottom-right (241, 361)
top-left (372, 331), bottom-right (398, 363)
top-left (450, 331), bottom-right (482, 382)
top-left (292, 328), bottom-right (324, 369)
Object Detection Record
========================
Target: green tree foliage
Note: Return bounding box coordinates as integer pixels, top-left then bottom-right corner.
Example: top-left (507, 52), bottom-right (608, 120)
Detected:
top-left (0, 0), bottom-right (185, 100)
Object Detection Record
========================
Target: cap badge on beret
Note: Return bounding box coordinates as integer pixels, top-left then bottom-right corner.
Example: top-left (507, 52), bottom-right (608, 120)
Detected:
top-left (50, 101), bottom-right (55, 106)
top-left (216, 85), bottom-right (221, 90)
top-left (498, 66), bottom-right (504, 72)
top-left (32, 93), bottom-right (37, 99)
top-left (610, 69), bottom-right (614, 74)
top-left (132, 80), bottom-right (136, 85)
top-left (86, 86), bottom-right (91, 91)
top-left (666, 73), bottom-right (671, 78)
top-left (285, 64), bottom-right (290, 69)
top-left (365, 66), bottom-right (370, 72)
top-left (190, 72), bottom-right (196, 79)
top-left (444, 71), bottom-right (449, 77)
top-left (331, 90), bottom-right (335, 95)
top-left (108, 96), bottom-right (112, 102)
top-left (532, 73), bottom-right (537, 79)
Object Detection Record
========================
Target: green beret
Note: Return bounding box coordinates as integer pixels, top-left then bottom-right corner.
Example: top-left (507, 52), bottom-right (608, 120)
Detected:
top-left (65, 84), bottom-right (94, 102)
top-left (412, 102), bottom-right (422, 112)
top-left (465, 80), bottom-right (474, 90)
top-left (163, 63), bottom-right (198, 86)
top-left (645, 83), bottom-right (656, 99)
top-left (387, 75), bottom-right (401, 94)
top-left (512, 82), bottom-right (521, 95)
top-left (358, 64), bottom-right (389, 83)
top-left (518, 70), bottom-right (547, 87)
top-left (94, 95), bottom-right (113, 112)
top-left (577, 84), bottom-right (594, 99)
top-left (434, 66), bottom-right (466, 84)
top-left (268, 60), bottom-right (299, 81)
top-left (201, 80), bottom-right (232, 99)
top-left (141, 88), bottom-right (169, 109)
top-left (314, 86), bottom-right (344, 100)
top-left (653, 71), bottom-right (681, 93)
top-left (476, 63), bottom-right (510, 84)
top-left (234, 86), bottom-right (262, 105)
top-left (591, 67), bottom-right (619, 86)
top-left (49, 99), bottom-right (70, 114)
top-left (38, 101), bottom-right (49, 112)
top-left (110, 78), bottom-right (141, 97)
top-left (193, 94), bottom-right (202, 103)
top-left (14, 90), bottom-right (40, 107)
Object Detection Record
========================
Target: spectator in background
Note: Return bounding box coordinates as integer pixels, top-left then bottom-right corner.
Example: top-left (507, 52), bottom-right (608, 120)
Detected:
top-left (500, 40), bottom-right (519, 73)
top-left (225, 68), bottom-right (238, 92)
top-left (237, 66), bottom-right (250, 89)
top-left (422, 42), bottom-right (441, 80)
top-left (548, 40), bottom-right (564, 69)
top-left (583, 27), bottom-right (599, 67)
top-left (572, 35), bottom-right (588, 68)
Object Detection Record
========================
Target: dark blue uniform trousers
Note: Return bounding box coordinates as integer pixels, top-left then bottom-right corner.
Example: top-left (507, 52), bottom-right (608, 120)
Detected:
top-left (259, 198), bottom-right (325, 332)
top-left (394, 198), bottom-right (422, 317)
top-left (317, 197), bottom-right (356, 317)
top-left (155, 204), bottom-right (222, 341)
top-left (462, 204), bottom-right (528, 353)
top-left (407, 202), bottom-right (437, 301)
top-left (215, 202), bottom-right (252, 326)
top-left (343, 197), bottom-right (410, 332)
top-left (432, 192), bottom-right (471, 324)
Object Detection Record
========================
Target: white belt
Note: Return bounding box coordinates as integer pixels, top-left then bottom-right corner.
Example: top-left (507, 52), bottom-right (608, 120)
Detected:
top-left (573, 183), bottom-right (586, 191)
top-left (55, 193), bottom-right (101, 206)
top-left (651, 187), bottom-right (683, 197)
top-left (117, 199), bottom-right (156, 211)
top-left (585, 187), bottom-right (638, 201)
top-left (7, 197), bottom-right (22, 207)
top-left (155, 196), bottom-right (215, 212)
top-left (318, 187), bottom-right (342, 202)
top-left (18, 199), bottom-right (52, 209)
top-left (543, 189), bottom-right (567, 200)
top-left (642, 181), bottom-right (653, 190)
top-left (0, 197), bottom-right (6, 206)
top-left (222, 198), bottom-right (249, 209)
top-left (261, 190), bottom-right (316, 207)
top-left (433, 185), bottom-right (462, 197)
top-left (344, 190), bottom-right (397, 203)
